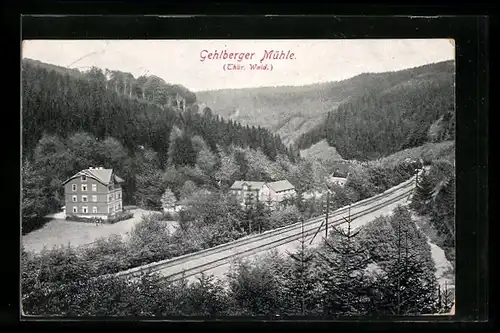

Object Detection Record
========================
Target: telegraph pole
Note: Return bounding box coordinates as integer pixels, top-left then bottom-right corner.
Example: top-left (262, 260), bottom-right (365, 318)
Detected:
top-left (325, 191), bottom-right (330, 239)
top-left (309, 187), bottom-right (332, 245)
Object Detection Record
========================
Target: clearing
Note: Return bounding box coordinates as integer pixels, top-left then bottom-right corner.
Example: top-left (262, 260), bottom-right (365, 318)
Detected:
top-left (22, 209), bottom-right (178, 253)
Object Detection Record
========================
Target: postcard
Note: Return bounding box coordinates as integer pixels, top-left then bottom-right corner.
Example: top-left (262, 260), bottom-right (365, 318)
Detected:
top-left (21, 39), bottom-right (455, 317)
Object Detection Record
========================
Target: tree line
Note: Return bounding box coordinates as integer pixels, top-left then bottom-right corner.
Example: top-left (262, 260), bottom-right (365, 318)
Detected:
top-left (409, 160), bottom-right (455, 263)
top-left (22, 59), bottom-right (292, 166)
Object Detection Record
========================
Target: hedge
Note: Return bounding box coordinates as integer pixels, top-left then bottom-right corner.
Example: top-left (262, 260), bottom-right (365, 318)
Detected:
top-left (65, 210), bottom-right (134, 224)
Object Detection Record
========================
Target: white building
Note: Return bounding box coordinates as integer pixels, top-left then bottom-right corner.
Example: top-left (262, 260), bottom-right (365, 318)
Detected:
top-left (230, 179), bottom-right (296, 208)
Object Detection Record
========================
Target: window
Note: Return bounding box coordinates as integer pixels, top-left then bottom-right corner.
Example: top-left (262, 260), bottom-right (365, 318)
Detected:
top-left (81, 175), bottom-right (87, 181)
top-left (82, 195), bottom-right (88, 202)
top-left (92, 195), bottom-right (97, 202)
top-left (72, 184), bottom-right (77, 191)
top-left (118, 202), bottom-right (121, 210)
top-left (108, 207), bottom-right (112, 213)
top-left (108, 185), bottom-right (113, 191)
top-left (92, 206), bottom-right (98, 213)
top-left (72, 195), bottom-right (77, 202)
top-left (108, 194), bottom-right (113, 202)
top-left (81, 184), bottom-right (87, 191)
top-left (82, 206), bottom-right (88, 213)
top-left (72, 207), bottom-right (77, 213)
top-left (92, 184), bottom-right (97, 191)
top-left (117, 192), bottom-right (121, 199)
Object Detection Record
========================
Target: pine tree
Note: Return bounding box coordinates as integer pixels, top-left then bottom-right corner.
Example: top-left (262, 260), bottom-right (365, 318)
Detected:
top-left (317, 206), bottom-right (371, 315)
top-left (410, 171), bottom-right (434, 214)
top-left (283, 217), bottom-right (318, 315)
top-left (372, 206), bottom-right (439, 316)
top-left (160, 188), bottom-right (177, 212)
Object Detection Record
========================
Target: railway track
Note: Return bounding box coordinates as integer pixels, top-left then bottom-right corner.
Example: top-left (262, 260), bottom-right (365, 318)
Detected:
top-left (112, 176), bottom-right (416, 282)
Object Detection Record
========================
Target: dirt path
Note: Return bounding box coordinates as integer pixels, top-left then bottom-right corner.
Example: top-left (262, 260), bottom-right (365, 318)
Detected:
top-left (413, 216), bottom-right (455, 291)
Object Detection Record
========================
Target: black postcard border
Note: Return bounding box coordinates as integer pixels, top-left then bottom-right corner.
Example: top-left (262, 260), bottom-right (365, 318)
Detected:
top-left (4, 6), bottom-right (491, 331)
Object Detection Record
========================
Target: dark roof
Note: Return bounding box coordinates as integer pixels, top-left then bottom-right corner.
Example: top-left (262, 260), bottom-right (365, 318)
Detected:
top-left (63, 168), bottom-right (124, 186)
top-left (266, 180), bottom-right (295, 193)
top-left (230, 181), bottom-right (266, 190)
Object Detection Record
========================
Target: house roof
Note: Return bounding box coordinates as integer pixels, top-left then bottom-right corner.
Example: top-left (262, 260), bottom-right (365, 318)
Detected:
top-left (230, 181), bottom-right (266, 190)
top-left (62, 168), bottom-right (124, 186)
top-left (266, 180), bottom-right (295, 193)
top-left (330, 176), bottom-right (347, 182)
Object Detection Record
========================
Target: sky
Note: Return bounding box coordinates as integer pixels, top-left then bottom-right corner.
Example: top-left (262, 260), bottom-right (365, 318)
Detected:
top-left (22, 39), bottom-right (455, 92)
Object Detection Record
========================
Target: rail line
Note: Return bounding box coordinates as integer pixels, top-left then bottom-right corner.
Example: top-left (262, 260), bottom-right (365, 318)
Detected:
top-left (160, 186), bottom-right (413, 282)
top-left (112, 176), bottom-right (416, 281)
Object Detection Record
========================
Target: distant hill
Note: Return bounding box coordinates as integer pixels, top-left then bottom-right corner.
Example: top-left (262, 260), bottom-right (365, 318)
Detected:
top-left (196, 60), bottom-right (455, 147)
top-left (296, 60), bottom-right (455, 160)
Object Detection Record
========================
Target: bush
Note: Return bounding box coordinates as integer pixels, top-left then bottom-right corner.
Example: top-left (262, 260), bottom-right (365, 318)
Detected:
top-left (81, 235), bottom-right (131, 274)
top-left (65, 210), bottom-right (134, 224)
top-left (127, 214), bottom-right (179, 266)
top-left (269, 206), bottom-right (302, 229)
top-left (108, 210), bottom-right (134, 224)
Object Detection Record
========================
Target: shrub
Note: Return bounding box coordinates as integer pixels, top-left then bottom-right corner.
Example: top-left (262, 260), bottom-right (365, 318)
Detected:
top-left (108, 210), bottom-right (134, 224)
top-left (269, 206), bottom-right (302, 229)
top-left (81, 234), bottom-right (131, 274)
top-left (127, 214), bottom-right (178, 266)
top-left (65, 210), bottom-right (134, 224)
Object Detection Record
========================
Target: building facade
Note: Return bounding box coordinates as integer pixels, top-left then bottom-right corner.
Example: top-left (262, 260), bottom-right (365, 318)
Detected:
top-left (230, 180), bottom-right (296, 208)
top-left (230, 181), bottom-right (266, 206)
top-left (63, 167), bottom-right (124, 220)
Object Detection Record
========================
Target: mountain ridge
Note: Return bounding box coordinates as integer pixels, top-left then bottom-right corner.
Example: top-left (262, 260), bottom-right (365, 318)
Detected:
top-left (196, 60), bottom-right (455, 146)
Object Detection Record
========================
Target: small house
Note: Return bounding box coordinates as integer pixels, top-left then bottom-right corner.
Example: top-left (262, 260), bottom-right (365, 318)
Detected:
top-left (328, 161), bottom-right (352, 187)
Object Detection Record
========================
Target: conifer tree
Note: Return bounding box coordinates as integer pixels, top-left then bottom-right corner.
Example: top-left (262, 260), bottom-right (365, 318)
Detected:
top-left (372, 206), bottom-right (439, 316)
top-left (410, 171), bottom-right (434, 214)
top-left (317, 206), bottom-right (371, 315)
top-left (160, 188), bottom-right (177, 212)
top-left (283, 217), bottom-right (318, 315)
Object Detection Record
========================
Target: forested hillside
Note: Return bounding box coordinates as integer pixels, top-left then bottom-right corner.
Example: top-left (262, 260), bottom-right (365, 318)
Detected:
top-left (21, 59), bottom-right (295, 229)
top-left (296, 61), bottom-right (455, 160)
top-left (197, 60), bottom-right (455, 155)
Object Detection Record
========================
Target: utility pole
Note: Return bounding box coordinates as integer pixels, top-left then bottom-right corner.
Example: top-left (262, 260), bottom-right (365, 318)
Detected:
top-left (309, 187), bottom-right (332, 245)
top-left (397, 216), bottom-right (401, 316)
top-left (300, 216), bottom-right (306, 316)
top-left (325, 191), bottom-right (330, 239)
